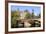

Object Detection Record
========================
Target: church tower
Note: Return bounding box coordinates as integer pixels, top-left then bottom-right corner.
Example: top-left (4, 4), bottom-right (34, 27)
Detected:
top-left (32, 9), bottom-right (34, 19)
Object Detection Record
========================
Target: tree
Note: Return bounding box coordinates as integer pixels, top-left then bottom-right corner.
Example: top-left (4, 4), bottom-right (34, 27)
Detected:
top-left (24, 9), bottom-right (28, 12)
top-left (32, 9), bottom-right (35, 18)
top-left (11, 9), bottom-right (20, 28)
top-left (25, 10), bottom-right (31, 19)
top-left (11, 9), bottom-right (20, 19)
top-left (38, 13), bottom-right (41, 18)
top-left (24, 9), bottom-right (32, 19)
top-left (25, 12), bottom-right (32, 19)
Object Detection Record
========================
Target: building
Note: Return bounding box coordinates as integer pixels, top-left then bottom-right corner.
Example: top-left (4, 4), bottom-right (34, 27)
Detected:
top-left (20, 11), bottom-right (27, 19)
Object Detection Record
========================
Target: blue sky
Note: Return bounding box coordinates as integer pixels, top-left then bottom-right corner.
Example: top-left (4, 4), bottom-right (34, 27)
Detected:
top-left (11, 5), bottom-right (41, 16)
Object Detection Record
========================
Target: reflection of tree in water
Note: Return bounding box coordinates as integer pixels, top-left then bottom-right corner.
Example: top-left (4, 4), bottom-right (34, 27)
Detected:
top-left (16, 20), bottom-right (24, 28)
top-left (11, 20), bottom-right (41, 28)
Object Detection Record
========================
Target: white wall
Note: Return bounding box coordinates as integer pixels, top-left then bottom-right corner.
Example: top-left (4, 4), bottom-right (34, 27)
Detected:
top-left (0, 0), bottom-right (46, 34)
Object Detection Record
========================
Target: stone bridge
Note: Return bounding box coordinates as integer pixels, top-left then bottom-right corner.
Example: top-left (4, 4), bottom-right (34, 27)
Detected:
top-left (16, 18), bottom-right (41, 23)
top-left (16, 18), bottom-right (41, 27)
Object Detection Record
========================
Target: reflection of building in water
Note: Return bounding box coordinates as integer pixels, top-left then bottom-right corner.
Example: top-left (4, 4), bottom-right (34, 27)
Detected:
top-left (16, 18), bottom-right (41, 28)
top-left (24, 21), bottom-right (31, 28)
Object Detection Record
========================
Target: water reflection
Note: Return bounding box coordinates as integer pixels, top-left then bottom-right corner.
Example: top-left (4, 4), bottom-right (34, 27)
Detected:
top-left (11, 19), bottom-right (41, 28)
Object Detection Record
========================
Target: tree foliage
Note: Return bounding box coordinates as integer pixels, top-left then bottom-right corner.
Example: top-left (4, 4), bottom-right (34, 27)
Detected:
top-left (11, 10), bottom-right (20, 28)
top-left (39, 13), bottom-right (41, 18)
top-left (24, 10), bottom-right (32, 19)
top-left (31, 10), bottom-right (35, 18)
top-left (25, 13), bottom-right (32, 19)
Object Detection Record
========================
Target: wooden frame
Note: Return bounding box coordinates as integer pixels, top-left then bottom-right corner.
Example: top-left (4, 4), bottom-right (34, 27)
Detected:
top-left (5, 0), bottom-right (45, 34)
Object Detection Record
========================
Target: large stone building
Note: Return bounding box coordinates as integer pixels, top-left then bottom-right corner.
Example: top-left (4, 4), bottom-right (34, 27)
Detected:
top-left (19, 11), bottom-right (27, 19)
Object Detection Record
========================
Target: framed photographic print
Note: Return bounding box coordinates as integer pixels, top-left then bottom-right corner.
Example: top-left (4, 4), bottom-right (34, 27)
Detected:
top-left (5, 1), bottom-right (45, 34)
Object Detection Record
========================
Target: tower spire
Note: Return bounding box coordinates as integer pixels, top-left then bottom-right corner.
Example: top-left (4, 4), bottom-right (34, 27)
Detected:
top-left (17, 8), bottom-right (19, 11)
top-left (32, 9), bottom-right (34, 18)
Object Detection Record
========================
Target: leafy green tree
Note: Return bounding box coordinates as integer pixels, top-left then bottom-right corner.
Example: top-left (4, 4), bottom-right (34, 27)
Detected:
top-left (25, 13), bottom-right (32, 19)
top-left (11, 9), bottom-right (20, 28)
top-left (24, 9), bottom-right (32, 19)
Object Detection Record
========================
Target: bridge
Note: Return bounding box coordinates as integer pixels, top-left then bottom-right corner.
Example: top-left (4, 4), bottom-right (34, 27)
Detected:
top-left (16, 18), bottom-right (41, 23)
top-left (31, 18), bottom-right (41, 21)
top-left (16, 18), bottom-right (41, 27)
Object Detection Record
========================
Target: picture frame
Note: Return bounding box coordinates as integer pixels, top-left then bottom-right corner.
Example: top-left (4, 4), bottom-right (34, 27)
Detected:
top-left (5, 0), bottom-right (45, 34)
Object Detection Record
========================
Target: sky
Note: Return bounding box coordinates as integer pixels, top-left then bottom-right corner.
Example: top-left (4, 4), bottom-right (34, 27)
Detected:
top-left (11, 5), bottom-right (41, 16)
